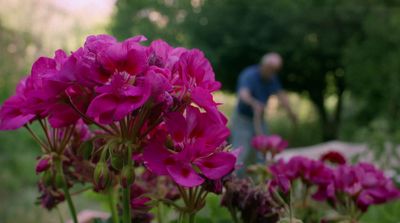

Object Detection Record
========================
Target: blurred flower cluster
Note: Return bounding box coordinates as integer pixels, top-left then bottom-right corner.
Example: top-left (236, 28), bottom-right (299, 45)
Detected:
top-left (270, 155), bottom-right (400, 217)
top-left (226, 134), bottom-right (400, 223)
top-left (0, 34), bottom-right (237, 223)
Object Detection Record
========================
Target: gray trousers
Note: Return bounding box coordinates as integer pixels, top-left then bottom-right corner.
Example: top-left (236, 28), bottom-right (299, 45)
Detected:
top-left (230, 111), bottom-right (267, 175)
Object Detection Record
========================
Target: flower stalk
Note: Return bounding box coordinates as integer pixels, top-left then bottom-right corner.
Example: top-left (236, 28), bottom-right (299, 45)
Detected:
top-left (55, 158), bottom-right (78, 223)
top-left (122, 186), bottom-right (131, 223)
top-left (107, 188), bottom-right (119, 223)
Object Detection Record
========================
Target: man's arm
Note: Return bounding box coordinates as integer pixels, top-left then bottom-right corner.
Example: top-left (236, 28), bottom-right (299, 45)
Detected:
top-left (239, 88), bottom-right (264, 115)
top-left (239, 88), bottom-right (265, 135)
top-left (276, 90), bottom-right (297, 124)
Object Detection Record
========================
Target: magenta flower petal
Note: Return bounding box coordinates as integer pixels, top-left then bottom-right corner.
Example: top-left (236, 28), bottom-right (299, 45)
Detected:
top-left (98, 41), bottom-right (147, 75)
top-left (31, 57), bottom-right (56, 79)
top-left (36, 157), bottom-right (51, 173)
top-left (125, 35), bottom-right (147, 44)
top-left (143, 142), bottom-right (171, 175)
top-left (251, 134), bottom-right (288, 154)
top-left (194, 152), bottom-right (236, 180)
top-left (47, 103), bottom-right (80, 128)
top-left (86, 94), bottom-right (118, 124)
top-left (165, 112), bottom-right (187, 142)
top-left (84, 34), bottom-right (117, 52)
top-left (0, 96), bottom-right (34, 130)
top-left (166, 161), bottom-right (204, 187)
top-left (125, 47), bottom-right (147, 74)
top-left (86, 73), bottom-right (150, 124)
top-left (191, 87), bottom-right (218, 110)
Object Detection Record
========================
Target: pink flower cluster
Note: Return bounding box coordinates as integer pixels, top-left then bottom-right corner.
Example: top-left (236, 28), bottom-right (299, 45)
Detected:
top-left (0, 34), bottom-right (236, 187)
top-left (269, 155), bottom-right (400, 212)
top-left (251, 134), bottom-right (288, 156)
top-left (0, 35), bottom-right (222, 129)
top-left (143, 106), bottom-right (235, 187)
top-left (269, 156), bottom-right (332, 194)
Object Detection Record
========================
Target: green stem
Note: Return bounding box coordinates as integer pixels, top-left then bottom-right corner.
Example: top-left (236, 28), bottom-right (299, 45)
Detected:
top-left (157, 202), bottom-right (164, 223)
top-left (122, 185), bottom-right (131, 223)
top-left (189, 213), bottom-right (195, 223)
top-left (55, 159), bottom-right (78, 223)
top-left (228, 206), bottom-right (240, 223)
top-left (178, 212), bottom-right (184, 223)
top-left (56, 206), bottom-right (65, 223)
top-left (108, 188), bottom-right (119, 223)
top-left (289, 191), bottom-right (294, 223)
top-left (178, 212), bottom-right (193, 223)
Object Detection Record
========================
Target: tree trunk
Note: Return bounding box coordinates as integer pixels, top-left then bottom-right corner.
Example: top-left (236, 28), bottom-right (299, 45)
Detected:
top-left (309, 90), bottom-right (342, 141)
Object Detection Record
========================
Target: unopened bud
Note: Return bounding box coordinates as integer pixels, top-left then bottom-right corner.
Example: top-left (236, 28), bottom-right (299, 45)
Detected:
top-left (94, 162), bottom-right (111, 191)
top-left (120, 165), bottom-right (135, 188)
top-left (36, 157), bottom-right (51, 173)
top-left (111, 155), bottom-right (124, 171)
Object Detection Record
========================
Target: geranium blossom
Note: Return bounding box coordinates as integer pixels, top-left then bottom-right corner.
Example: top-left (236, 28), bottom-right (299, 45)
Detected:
top-left (251, 134), bottom-right (288, 155)
top-left (0, 34), bottom-right (238, 222)
top-left (86, 73), bottom-right (150, 124)
top-left (269, 155), bottom-right (400, 213)
top-left (320, 150), bottom-right (346, 165)
top-left (143, 106), bottom-right (235, 187)
top-left (269, 156), bottom-right (333, 194)
top-left (327, 163), bottom-right (400, 212)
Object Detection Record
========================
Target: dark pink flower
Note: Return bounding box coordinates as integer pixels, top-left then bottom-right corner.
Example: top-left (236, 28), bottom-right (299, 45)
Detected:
top-left (0, 49), bottom-right (71, 130)
top-left (69, 34), bottom-right (146, 87)
top-left (172, 49), bottom-right (223, 118)
top-left (302, 161), bottom-right (400, 213)
top-left (130, 184), bottom-right (153, 223)
top-left (36, 157), bottom-right (51, 173)
top-left (173, 49), bottom-right (220, 93)
top-left (145, 66), bottom-right (173, 104)
top-left (0, 78), bottom-right (34, 130)
top-left (147, 39), bottom-right (186, 69)
top-left (143, 106), bottom-right (235, 187)
top-left (320, 151), bottom-right (346, 165)
top-left (269, 156), bottom-right (333, 195)
top-left (72, 35), bottom-right (117, 86)
top-left (97, 37), bottom-right (147, 75)
top-left (86, 73), bottom-right (151, 124)
top-left (251, 134), bottom-right (288, 155)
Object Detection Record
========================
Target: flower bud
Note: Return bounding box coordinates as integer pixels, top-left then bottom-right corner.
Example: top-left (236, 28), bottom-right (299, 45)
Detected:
top-left (36, 157), bottom-right (51, 173)
top-left (78, 141), bottom-right (93, 160)
top-left (94, 162), bottom-right (111, 191)
top-left (120, 165), bottom-right (135, 188)
top-left (111, 155), bottom-right (124, 171)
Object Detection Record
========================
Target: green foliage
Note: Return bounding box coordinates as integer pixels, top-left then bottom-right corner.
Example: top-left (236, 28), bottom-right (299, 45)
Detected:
top-left (344, 6), bottom-right (400, 125)
top-left (361, 200), bottom-right (400, 223)
top-left (110, 0), bottom-right (191, 45)
top-left (0, 23), bottom-right (34, 96)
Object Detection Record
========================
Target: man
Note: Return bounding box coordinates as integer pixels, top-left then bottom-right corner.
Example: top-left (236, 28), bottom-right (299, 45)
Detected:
top-left (231, 53), bottom-right (297, 169)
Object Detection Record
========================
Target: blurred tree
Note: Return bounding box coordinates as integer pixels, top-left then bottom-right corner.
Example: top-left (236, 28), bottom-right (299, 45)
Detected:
top-left (182, 0), bottom-right (371, 141)
top-left (110, 0), bottom-right (192, 45)
top-left (110, 0), bottom-right (400, 141)
top-left (344, 5), bottom-right (400, 130)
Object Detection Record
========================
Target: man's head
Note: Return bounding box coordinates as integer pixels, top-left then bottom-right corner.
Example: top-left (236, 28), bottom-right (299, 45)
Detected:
top-left (260, 52), bottom-right (282, 78)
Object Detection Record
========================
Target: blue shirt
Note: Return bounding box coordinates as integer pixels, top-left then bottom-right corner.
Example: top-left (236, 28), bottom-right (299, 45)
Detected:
top-left (236, 65), bottom-right (282, 118)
